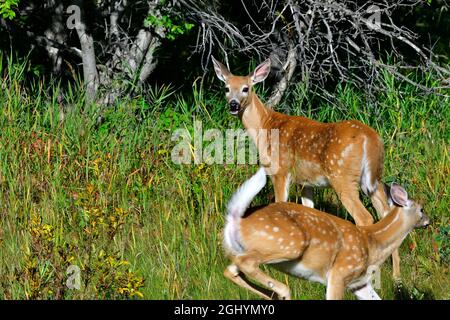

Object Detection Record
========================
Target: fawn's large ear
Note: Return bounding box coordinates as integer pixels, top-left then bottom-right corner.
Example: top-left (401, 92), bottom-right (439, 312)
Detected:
top-left (211, 56), bottom-right (231, 82)
top-left (389, 183), bottom-right (409, 207)
top-left (251, 58), bottom-right (271, 84)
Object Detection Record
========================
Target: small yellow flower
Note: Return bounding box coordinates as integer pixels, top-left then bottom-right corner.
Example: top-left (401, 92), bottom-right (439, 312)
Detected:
top-left (86, 184), bottom-right (95, 195)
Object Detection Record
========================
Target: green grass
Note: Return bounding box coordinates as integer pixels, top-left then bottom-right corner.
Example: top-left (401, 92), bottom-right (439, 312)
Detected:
top-left (0, 57), bottom-right (448, 299)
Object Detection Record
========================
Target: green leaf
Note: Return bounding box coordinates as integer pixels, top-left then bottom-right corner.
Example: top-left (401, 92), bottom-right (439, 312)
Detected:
top-left (0, 0), bottom-right (19, 20)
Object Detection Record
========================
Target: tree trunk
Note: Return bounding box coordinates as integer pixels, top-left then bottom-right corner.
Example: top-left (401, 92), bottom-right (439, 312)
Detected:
top-left (267, 44), bottom-right (297, 108)
top-left (74, 0), bottom-right (99, 104)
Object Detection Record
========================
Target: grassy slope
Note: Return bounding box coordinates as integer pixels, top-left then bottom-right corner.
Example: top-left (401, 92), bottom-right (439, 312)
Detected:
top-left (0, 62), bottom-right (448, 299)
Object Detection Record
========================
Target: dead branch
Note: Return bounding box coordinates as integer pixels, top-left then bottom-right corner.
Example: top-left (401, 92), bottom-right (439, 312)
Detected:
top-left (181, 0), bottom-right (450, 109)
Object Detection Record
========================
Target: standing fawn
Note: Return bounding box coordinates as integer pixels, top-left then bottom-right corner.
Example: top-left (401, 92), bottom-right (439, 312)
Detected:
top-left (212, 56), bottom-right (404, 279)
top-left (223, 168), bottom-right (429, 300)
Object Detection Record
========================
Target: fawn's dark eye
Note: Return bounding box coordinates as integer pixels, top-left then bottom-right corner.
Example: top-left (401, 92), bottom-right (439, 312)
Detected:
top-left (242, 87), bottom-right (249, 93)
top-left (225, 87), bottom-right (230, 93)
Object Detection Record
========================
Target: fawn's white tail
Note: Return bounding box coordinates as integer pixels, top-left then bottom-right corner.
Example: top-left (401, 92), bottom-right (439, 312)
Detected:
top-left (224, 167), bottom-right (267, 255)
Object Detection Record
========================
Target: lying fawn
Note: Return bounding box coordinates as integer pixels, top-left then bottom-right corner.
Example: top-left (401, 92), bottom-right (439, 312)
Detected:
top-left (212, 56), bottom-right (404, 279)
top-left (223, 167), bottom-right (429, 300)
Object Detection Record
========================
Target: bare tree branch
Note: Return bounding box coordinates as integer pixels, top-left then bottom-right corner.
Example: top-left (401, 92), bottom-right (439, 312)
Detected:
top-left (181, 0), bottom-right (450, 108)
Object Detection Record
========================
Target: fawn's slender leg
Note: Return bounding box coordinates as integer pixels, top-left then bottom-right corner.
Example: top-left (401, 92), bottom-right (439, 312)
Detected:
top-left (352, 283), bottom-right (381, 300)
top-left (272, 173), bottom-right (290, 202)
top-left (223, 264), bottom-right (274, 300)
top-left (235, 255), bottom-right (291, 300)
top-left (391, 250), bottom-right (401, 280)
top-left (333, 182), bottom-right (374, 226)
top-left (301, 186), bottom-right (314, 208)
top-left (326, 272), bottom-right (345, 300)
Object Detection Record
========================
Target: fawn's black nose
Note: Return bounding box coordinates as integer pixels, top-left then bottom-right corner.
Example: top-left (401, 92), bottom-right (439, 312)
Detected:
top-left (421, 213), bottom-right (430, 228)
top-left (229, 100), bottom-right (240, 115)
